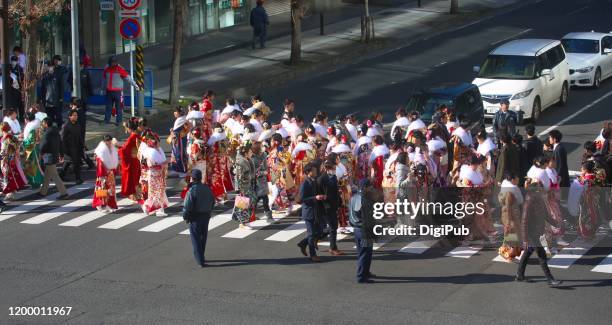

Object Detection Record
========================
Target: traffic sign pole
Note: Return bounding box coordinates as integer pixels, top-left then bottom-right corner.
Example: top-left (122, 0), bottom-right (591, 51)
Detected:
top-left (129, 40), bottom-right (135, 117)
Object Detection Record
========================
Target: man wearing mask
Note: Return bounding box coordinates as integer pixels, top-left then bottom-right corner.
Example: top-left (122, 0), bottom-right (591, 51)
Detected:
top-left (492, 99), bottom-right (518, 147)
top-left (40, 60), bottom-right (65, 128)
top-left (103, 56), bottom-right (139, 125)
top-left (318, 160), bottom-right (344, 256)
top-left (183, 169), bottom-right (216, 268)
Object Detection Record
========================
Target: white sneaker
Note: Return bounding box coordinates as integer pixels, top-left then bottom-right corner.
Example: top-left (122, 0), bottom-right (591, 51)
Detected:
top-left (156, 209), bottom-right (167, 217)
top-left (104, 206), bottom-right (112, 212)
top-left (239, 223), bottom-right (253, 230)
top-left (5, 193), bottom-right (14, 201)
top-left (96, 206), bottom-right (104, 211)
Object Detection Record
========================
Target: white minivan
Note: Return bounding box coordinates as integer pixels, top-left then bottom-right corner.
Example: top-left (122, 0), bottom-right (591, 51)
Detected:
top-left (472, 39), bottom-right (570, 122)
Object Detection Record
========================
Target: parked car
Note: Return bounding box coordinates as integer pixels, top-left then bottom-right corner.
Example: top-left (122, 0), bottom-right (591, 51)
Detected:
top-left (472, 39), bottom-right (570, 122)
top-left (561, 31), bottom-right (612, 88)
top-left (406, 82), bottom-right (484, 133)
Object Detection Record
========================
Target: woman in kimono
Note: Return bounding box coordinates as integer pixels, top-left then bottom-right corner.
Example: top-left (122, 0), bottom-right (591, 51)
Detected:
top-left (370, 135), bottom-right (389, 189)
top-left (233, 142), bottom-right (256, 229)
top-left (138, 129), bottom-right (154, 203)
top-left (456, 155), bottom-right (489, 243)
top-left (291, 134), bottom-right (315, 189)
top-left (544, 156), bottom-right (566, 244)
top-left (497, 172), bottom-right (523, 262)
top-left (22, 112), bottom-right (44, 188)
top-left (207, 124), bottom-right (234, 201)
top-left (1, 122), bottom-right (27, 199)
top-left (119, 118), bottom-right (141, 201)
top-left (268, 133), bottom-right (294, 211)
top-left (354, 124), bottom-right (372, 184)
top-left (390, 108), bottom-right (410, 142)
top-left (142, 133), bottom-right (170, 216)
top-left (93, 135), bottom-right (119, 212)
top-left (577, 160), bottom-right (603, 241)
top-left (170, 108), bottom-right (189, 176)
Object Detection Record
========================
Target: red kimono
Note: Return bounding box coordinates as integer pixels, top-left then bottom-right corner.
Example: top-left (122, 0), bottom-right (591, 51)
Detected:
top-left (208, 140), bottom-right (234, 199)
top-left (119, 132), bottom-right (141, 198)
top-left (93, 157), bottom-right (118, 209)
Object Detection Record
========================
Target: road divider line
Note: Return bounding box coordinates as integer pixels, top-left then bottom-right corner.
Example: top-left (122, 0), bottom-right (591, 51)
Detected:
top-left (538, 90), bottom-right (612, 137)
top-left (491, 28), bottom-right (533, 45)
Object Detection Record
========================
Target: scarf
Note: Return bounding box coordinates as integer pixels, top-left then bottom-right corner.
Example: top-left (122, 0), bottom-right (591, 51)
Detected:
top-left (23, 119), bottom-right (41, 139)
top-left (500, 179), bottom-right (524, 205)
top-left (173, 116), bottom-right (187, 131)
top-left (459, 165), bottom-right (483, 186)
top-left (3, 117), bottom-right (21, 135)
top-left (95, 141), bottom-right (119, 170)
top-left (476, 138), bottom-right (496, 156)
top-left (291, 142), bottom-right (313, 159)
top-left (144, 146), bottom-right (167, 165)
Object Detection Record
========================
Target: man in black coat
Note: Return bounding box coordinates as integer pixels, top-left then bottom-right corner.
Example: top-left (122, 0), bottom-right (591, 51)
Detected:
top-left (548, 130), bottom-right (570, 188)
top-left (38, 118), bottom-right (68, 199)
top-left (250, 0), bottom-right (269, 49)
top-left (349, 179), bottom-right (380, 283)
top-left (183, 169), bottom-right (216, 267)
top-left (297, 163), bottom-right (324, 262)
top-left (492, 99), bottom-right (518, 146)
top-left (522, 124), bottom-right (543, 167)
top-left (60, 110), bottom-right (84, 184)
top-left (495, 132), bottom-right (520, 184)
top-left (317, 160), bottom-right (343, 256)
top-left (40, 60), bottom-right (65, 128)
top-left (512, 134), bottom-right (530, 186)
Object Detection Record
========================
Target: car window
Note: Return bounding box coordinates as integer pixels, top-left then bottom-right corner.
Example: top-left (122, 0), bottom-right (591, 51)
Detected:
top-left (554, 45), bottom-right (566, 62)
top-left (537, 53), bottom-right (550, 72)
top-left (545, 47), bottom-right (561, 68)
top-left (603, 36), bottom-right (612, 52)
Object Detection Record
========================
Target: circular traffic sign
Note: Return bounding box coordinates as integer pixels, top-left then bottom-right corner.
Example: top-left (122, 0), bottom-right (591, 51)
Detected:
top-left (119, 0), bottom-right (142, 11)
top-left (119, 18), bottom-right (141, 40)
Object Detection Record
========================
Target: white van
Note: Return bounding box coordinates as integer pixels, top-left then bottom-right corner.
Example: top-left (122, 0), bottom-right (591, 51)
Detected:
top-left (472, 39), bottom-right (570, 122)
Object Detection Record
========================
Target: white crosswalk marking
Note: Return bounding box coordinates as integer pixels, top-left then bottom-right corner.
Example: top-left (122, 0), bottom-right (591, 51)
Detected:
top-left (549, 233), bottom-right (605, 269)
top-left (265, 221), bottom-right (306, 242)
top-left (318, 233), bottom-right (350, 246)
top-left (0, 184), bottom-right (93, 222)
top-left (399, 238), bottom-right (439, 254)
top-left (446, 245), bottom-right (482, 258)
top-left (179, 209), bottom-right (234, 234)
top-left (352, 236), bottom-right (396, 251)
top-left (59, 198), bottom-right (133, 227)
top-left (99, 197), bottom-right (181, 230)
top-left (21, 198), bottom-right (92, 224)
top-left (139, 217), bottom-right (184, 232)
top-left (591, 253), bottom-right (612, 274)
top-left (222, 212), bottom-right (289, 239)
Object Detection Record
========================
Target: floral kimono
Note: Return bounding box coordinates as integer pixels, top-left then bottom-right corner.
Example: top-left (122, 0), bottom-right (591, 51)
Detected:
top-left (233, 153), bottom-right (256, 224)
top-left (545, 167), bottom-right (565, 237)
top-left (498, 180), bottom-right (523, 261)
top-left (93, 141), bottom-right (119, 210)
top-left (291, 141), bottom-right (315, 190)
top-left (268, 145), bottom-right (294, 209)
top-left (370, 144), bottom-right (390, 189)
top-left (458, 165), bottom-right (488, 241)
top-left (22, 120), bottom-right (44, 188)
top-left (208, 131), bottom-right (234, 200)
top-left (577, 173), bottom-right (602, 240)
top-left (354, 136), bottom-right (372, 183)
top-left (1, 134), bottom-right (27, 195)
top-left (170, 117), bottom-right (189, 174)
top-left (143, 145), bottom-right (169, 215)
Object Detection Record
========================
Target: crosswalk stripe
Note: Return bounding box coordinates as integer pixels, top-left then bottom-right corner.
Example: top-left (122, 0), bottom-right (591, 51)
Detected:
top-left (398, 237), bottom-right (439, 254)
top-left (446, 245), bottom-right (482, 258)
top-left (352, 236), bottom-right (396, 251)
top-left (98, 197), bottom-right (181, 230)
top-left (265, 220), bottom-right (306, 242)
top-left (0, 184), bottom-right (93, 222)
top-left (21, 198), bottom-right (92, 224)
top-left (179, 209), bottom-right (235, 234)
top-left (222, 211), bottom-right (290, 239)
top-left (59, 198), bottom-right (133, 227)
top-left (318, 233), bottom-right (350, 246)
top-left (591, 253), bottom-right (612, 274)
top-left (139, 216), bottom-right (184, 232)
top-left (549, 233), bottom-right (605, 269)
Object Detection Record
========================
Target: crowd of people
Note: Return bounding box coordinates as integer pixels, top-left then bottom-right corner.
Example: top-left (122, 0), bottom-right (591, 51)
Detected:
top-left (0, 82), bottom-right (610, 284)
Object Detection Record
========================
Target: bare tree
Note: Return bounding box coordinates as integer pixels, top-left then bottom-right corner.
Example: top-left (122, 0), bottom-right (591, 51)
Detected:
top-left (290, 0), bottom-right (309, 65)
top-left (10, 0), bottom-right (66, 108)
top-left (361, 0), bottom-right (374, 42)
top-left (450, 0), bottom-right (459, 14)
top-left (169, 0), bottom-right (186, 105)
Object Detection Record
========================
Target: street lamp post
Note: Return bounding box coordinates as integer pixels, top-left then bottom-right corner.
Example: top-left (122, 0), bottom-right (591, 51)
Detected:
top-left (0, 0), bottom-right (9, 115)
top-left (70, 0), bottom-right (81, 98)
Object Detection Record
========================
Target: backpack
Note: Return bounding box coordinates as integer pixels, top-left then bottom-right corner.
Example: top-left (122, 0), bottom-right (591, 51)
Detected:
top-left (348, 191), bottom-right (363, 228)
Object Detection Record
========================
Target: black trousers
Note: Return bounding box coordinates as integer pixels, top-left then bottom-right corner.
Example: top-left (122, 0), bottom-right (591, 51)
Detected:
top-left (61, 157), bottom-right (82, 181)
top-left (517, 246), bottom-right (554, 280)
top-left (298, 218), bottom-right (321, 257)
top-left (189, 214), bottom-right (211, 266)
top-left (354, 227), bottom-right (373, 282)
top-left (320, 208), bottom-right (339, 250)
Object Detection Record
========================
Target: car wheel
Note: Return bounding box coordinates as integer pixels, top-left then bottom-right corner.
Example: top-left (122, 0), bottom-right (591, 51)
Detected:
top-left (558, 82), bottom-right (568, 106)
top-left (593, 68), bottom-right (601, 89)
top-left (531, 97), bottom-right (541, 122)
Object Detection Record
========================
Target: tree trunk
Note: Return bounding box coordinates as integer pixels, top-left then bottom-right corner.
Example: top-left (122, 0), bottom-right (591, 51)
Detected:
top-left (23, 0), bottom-right (39, 109)
top-left (450, 0), bottom-right (459, 14)
top-left (169, 0), bottom-right (185, 105)
top-left (361, 0), bottom-right (373, 42)
top-left (290, 0), bottom-right (304, 66)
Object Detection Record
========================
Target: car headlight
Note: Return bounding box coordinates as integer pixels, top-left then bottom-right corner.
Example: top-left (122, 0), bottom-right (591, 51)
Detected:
top-left (575, 66), bottom-right (594, 73)
top-left (511, 89), bottom-right (533, 100)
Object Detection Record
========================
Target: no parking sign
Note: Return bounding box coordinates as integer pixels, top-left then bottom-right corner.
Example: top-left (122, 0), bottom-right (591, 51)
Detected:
top-left (119, 18), bottom-right (141, 40)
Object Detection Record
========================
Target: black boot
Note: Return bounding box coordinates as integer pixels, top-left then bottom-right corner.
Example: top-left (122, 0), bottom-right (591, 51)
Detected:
top-left (541, 262), bottom-right (562, 287)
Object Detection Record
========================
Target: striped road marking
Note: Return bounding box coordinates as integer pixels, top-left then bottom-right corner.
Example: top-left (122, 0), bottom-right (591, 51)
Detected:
top-left (265, 221), bottom-right (306, 242)
top-left (548, 232), bottom-right (605, 269)
top-left (179, 209), bottom-right (235, 234)
top-left (60, 198), bottom-right (133, 227)
top-left (21, 198), bottom-right (92, 224)
top-left (139, 216), bottom-right (184, 232)
top-left (222, 212), bottom-right (290, 239)
top-left (98, 197), bottom-right (181, 230)
top-left (399, 237), bottom-right (439, 254)
top-left (592, 253), bottom-right (612, 274)
top-left (446, 246), bottom-right (482, 259)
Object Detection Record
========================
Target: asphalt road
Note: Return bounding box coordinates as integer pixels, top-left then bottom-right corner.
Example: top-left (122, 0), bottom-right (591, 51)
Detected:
top-left (2, 0), bottom-right (612, 324)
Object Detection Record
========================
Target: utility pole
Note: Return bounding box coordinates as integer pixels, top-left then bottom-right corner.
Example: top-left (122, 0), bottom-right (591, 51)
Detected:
top-left (0, 0), bottom-right (9, 115)
top-left (70, 0), bottom-right (81, 98)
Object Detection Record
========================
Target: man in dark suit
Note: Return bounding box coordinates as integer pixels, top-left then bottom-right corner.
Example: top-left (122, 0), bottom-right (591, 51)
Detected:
top-left (522, 124), bottom-right (543, 167)
top-left (297, 163), bottom-right (324, 262)
top-left (38, 118), bottom-right (68, 199)
top-left (548, 130), bottom-right (570, 188)
top-left (495, 132), bottom-right (520, 184)
top-left (60, 110), bottom-right (84, 184)
top-left (183, 169), bottom-right (215, 268)
top-left (317, 160), bottom-right (343, 256)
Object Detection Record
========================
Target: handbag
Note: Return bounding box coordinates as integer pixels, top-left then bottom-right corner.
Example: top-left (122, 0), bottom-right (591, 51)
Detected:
top-left (234, 195), bottom-right (250, 210)
top-left (95, 188), bottom-right (108, 198)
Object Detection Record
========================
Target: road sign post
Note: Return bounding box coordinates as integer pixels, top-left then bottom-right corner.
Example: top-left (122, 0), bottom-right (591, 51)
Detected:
top-left (118, 0), bottom-right (142, 117)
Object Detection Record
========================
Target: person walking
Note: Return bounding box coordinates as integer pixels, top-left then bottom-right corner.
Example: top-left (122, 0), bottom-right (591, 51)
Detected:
top-left (38, 118), bottom-right (68, 199)
top-left (102, 56), bottom-right (139, 125)
top-left (183, 169), bottom-right (215, 268)
top-left (547, 130), bottom-right (570, 188)
top-left (250, 0), bottom-right (269, 49)
top-left (39, 60), bottom-right (64, 128)
top-left (60, 110), bottom-right (84, 184)
top-left (492, 99), bottom-right (518, 147)
top-left (516, 169), bottom-right (562, 287)
top-left (495, 132), bottom-right (520, 185)
top-left (318, 160), bottom-right (343, 256)
top-left (349, 179), bottom-right (379, 283)
top-left (297, 163), bottom-right (324, 262)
